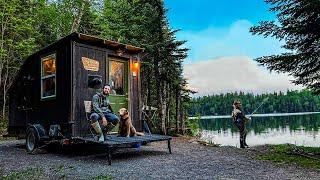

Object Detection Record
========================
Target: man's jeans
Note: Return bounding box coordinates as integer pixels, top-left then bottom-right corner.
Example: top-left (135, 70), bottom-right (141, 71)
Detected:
top-left (90, 112), bottom-right (119, 123)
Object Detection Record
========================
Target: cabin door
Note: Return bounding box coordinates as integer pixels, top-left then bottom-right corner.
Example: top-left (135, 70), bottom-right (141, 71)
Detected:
top-left (108, 58), bottom-right (129, 114)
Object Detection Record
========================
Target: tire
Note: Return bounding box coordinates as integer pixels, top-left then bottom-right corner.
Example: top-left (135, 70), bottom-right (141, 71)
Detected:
top-left (26, 128), bottom-right (39, 153)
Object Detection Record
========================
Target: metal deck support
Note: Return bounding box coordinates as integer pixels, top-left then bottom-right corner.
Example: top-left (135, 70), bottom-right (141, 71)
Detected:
top-left (107, 146), bottom-right (112, 165)
top-left (168, 139), bottom-right (172, 154)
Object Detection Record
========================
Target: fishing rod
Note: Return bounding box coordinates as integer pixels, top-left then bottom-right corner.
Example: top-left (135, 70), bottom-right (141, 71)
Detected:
top-left (248, 97), bottom-right (269, 117)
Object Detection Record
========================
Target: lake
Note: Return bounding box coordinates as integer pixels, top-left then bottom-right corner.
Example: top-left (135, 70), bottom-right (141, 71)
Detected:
top-left (198, 113), bottom-right (320, 147)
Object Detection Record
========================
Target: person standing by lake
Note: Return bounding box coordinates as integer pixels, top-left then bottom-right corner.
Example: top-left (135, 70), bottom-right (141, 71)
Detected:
top-left (231, 100), bottom-right (251, 148)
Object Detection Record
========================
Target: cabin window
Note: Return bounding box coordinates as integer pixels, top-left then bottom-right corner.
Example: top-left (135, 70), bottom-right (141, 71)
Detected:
top-left (41, 54), bottom-right (56, 99)
top-left (109, 61), bottom-right (124, 95)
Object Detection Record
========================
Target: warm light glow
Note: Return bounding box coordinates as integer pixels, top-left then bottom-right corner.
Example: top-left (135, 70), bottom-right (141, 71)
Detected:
top-left (134, 62), bottom-right (139, 69)
top-left (42, 57), bottom-right (56, 76)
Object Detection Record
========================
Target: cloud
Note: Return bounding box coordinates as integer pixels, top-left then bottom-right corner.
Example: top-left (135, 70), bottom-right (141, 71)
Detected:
top-left (183, 56), bottom-right (303, 96)
top-left (177, 19), bottom-right (285, 63)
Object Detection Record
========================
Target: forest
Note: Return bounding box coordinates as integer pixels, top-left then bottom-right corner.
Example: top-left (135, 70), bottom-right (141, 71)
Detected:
top-left (188, 90), bottom-right (320, 116)
top-left (0, 0), bottom-right (189, 134)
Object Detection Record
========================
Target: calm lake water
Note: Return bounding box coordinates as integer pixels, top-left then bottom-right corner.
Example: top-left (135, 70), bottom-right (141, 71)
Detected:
top-left (199, 113), bottom-right (320, 147)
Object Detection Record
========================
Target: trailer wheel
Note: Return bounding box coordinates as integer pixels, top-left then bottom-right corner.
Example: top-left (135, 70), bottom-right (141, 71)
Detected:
top-left (26, 128), bottom-right (39, 153)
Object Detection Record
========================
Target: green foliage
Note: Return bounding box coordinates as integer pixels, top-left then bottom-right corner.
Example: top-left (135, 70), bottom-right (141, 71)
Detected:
top-left (186, 114), bottom-right (200, 136)
top-left (52, 165), bottom-right (75, 179)
top-left (93, 175), bottom-right (113, 180)
top-left (250, 0), bottom-right (320, 94)
top-left (257, 144), bottom-right (320, 169)
top-left (0, 0), bottom-right (39, 118)
top-left (0, 119), bottom-right (7, 138)
top-left (1, 167), bottom-right (43, 180)
top-left (188, 89), bottom-right (320, 116)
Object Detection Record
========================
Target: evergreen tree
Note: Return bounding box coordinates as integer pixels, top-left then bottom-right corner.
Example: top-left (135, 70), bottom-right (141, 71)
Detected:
top-left (98, 0), bottom-right (189, 134)
top-left (250, 0), bottom-right (320, 93)
top-left (188, 90), bottom-right (320, 116)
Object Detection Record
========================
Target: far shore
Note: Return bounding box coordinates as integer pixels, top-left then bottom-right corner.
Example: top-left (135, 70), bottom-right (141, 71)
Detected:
top-left (189, 111), bottom-right (320, 119)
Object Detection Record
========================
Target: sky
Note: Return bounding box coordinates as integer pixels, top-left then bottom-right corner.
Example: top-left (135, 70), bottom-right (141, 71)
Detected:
top-left (164, 0), bottom-right (303, 96)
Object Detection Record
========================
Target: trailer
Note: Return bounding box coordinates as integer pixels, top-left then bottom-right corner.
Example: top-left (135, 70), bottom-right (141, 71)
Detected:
top-left (6, 32), bottom-right (171, 165)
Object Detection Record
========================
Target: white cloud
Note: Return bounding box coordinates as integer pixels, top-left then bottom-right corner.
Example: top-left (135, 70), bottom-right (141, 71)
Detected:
top-left (184, 56), bottom-right (303, 96)
top-left (177, 19), bottom-right (285, 63)
top-left (179, 19), bottom-right (302, 95)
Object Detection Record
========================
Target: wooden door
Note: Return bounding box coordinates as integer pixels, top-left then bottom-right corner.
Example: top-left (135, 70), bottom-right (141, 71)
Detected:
top-left (108, 57), bottom-right (129, 114)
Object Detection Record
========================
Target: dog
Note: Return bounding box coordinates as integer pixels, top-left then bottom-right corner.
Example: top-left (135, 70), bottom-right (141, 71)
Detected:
top-left (118, 108), bottom-right (144, 137)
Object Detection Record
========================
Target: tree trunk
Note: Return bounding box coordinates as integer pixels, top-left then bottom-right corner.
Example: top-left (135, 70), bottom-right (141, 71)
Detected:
top-left (2, 54), bottom-right (9, 117)
top-left (70, 0), bottom-right (89, 33)
top-left (166, 83), bottom-right (171, 132)
top-left (175, 88), bottom-right (180, 133)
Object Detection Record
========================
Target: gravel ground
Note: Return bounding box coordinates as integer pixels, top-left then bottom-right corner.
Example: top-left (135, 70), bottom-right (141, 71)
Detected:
top-left (0, 137), bottom-right (319, 179)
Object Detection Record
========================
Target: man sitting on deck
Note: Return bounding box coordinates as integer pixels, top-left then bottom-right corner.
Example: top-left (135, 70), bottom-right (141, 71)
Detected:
top-left (90, 84), bottom-right (119, 142)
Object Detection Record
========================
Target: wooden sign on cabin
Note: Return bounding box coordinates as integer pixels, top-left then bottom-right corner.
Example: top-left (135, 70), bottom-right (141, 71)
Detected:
top-left (82, 57), bottom-right (99, 71)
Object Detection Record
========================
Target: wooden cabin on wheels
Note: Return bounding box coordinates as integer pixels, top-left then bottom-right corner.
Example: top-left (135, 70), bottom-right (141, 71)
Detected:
top-left (6, 33), bottom-right (171, 165)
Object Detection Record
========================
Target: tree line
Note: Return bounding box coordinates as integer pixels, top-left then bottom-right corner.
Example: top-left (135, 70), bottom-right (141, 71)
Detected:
top-left (0, 0), bottom-right (190, 134)
top-left (188, 90), bottom-right (320, 116)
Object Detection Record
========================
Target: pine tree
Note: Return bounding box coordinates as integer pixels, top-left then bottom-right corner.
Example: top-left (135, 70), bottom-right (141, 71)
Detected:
top-left (98, 0), bottom-right (189, 134)
top-left (250, 0), bottom-right (320, 93)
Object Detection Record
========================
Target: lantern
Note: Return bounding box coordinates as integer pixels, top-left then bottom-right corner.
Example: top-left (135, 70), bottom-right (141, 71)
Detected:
top-left (132, 61), bottom-right (140, 76)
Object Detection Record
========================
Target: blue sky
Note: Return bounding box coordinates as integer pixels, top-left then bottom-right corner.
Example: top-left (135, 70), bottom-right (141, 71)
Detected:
top-left (165, 0), bottom-right (275, 31)
top-left (164, 0), bottom-right (302, 95)
top-left (164, 0), bottom-right (283, 62)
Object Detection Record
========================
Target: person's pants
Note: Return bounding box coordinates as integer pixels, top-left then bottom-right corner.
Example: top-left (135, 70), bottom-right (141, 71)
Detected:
top-left (90, 112), bottom-right (119, 124)
top-left (234, 120), bottom-right (247, 145)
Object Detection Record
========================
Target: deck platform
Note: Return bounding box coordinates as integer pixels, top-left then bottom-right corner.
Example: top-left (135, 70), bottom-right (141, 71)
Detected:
top-left (73, 134), bottom-right (172, 165)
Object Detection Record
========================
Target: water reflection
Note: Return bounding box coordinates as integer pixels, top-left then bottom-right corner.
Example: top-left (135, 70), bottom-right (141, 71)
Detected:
top-left (199, 114), bottom-right (320, 147)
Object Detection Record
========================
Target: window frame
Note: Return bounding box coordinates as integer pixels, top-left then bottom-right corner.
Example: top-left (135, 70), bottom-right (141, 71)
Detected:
top-left (40, 53), bottom-right (57, 100)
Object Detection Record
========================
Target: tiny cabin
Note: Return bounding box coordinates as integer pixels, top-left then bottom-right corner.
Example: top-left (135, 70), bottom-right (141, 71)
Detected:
top-left (8, 32), bottom-right (144, 139)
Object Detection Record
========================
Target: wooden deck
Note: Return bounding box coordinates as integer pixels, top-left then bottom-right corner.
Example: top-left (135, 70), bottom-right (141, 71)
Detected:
top-left (72, 134), bottom-right (172, 165)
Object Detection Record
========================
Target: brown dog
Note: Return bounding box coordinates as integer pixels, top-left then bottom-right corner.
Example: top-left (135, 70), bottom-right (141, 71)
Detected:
top-left (118, 108), bottom-right (144, 137)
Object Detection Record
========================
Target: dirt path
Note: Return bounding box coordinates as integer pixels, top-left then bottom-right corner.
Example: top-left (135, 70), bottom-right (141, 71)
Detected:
top-left (0, 137), bottom-right (319, 179)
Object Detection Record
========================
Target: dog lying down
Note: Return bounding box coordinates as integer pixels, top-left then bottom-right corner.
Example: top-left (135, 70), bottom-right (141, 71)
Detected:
top-left (118, 108), bottom-right (144, 137)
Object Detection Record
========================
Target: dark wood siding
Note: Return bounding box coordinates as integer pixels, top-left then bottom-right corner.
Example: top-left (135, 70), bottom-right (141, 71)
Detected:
top-left (72, 43), bottom-right (107, 136)
top-left (8, 39), bottom-right (72, 137)
top-left (72, 42), bottom-right (142, 136)
top-left (129, 59), bottom-right (142, 131)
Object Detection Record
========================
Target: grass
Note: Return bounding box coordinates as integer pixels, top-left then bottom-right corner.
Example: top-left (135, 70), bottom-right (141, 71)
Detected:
top-left (1, 167), bottom-right (43, 180)
top-left (53, 165), bottom-right (72, 179)
top-left (93, 175), bottom-right (113, 180)
top-left (256, 144), bottom-right (320, 169)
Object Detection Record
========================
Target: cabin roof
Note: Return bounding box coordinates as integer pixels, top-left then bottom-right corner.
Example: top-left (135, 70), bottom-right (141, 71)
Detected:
top-left (75, 33), bottom-right (145, 54)
top-left (32, 32), bottom-right (144, 57)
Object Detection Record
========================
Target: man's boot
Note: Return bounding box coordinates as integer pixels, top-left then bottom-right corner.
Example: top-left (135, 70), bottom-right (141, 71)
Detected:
top-left (91, 121), bottom-right (104, 142)
top-left (243, 134), bottom-right (249, 148)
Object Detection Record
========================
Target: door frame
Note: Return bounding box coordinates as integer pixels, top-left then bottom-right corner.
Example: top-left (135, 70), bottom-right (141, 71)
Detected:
top-left (107, 56), bottom-right (130, 113)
